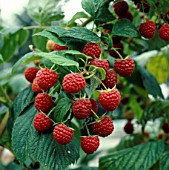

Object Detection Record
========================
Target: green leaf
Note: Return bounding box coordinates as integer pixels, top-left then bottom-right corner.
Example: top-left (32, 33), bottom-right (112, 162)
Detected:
top-left (99, 141), bottom-right (164, 170)
top-left (47, 26), bottom-right (67, 36)
top-left (160, 151), bottom-right (169, 170)
top-left (112, 19), bottom-right (139, 37)
top-left (0, 54), bottom-right (3, 64)
top-left (0, 161), bottom-right (24, 170)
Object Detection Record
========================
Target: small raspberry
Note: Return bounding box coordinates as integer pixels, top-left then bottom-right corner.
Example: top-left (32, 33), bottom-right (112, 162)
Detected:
top-left (139, 20), bottom-right (156, 39)
top-left (32, 78), bottom-right (42, 93)
top-left (46, 40), bottom-right (55, 52)
top-left (114, 58), bottom-right (135, 77)
top-left (82, 42), bottom-right (101, 59)
top-left (36, 68), bottom-right (58, 91)
top-left (35, 93), bottom-right (53, 112)
top-left (89, 99), bottom-right (98, 117)
top-left (159, 24), bottom-right (169, 40)
top-left (98, 89), bottom-right (121, 111)
top-left (109, 43), bottom-right (123, 58)
top-left (24, 67), bottom-right (39, 83)
top-left (158, 133), bottom-right (163, 139)
top-left (53, 124), bottom-right (74, 145)
top-left (72, 99), bottom-right (92, 119)
top-left (53, 44), bottom-right (68, 51)
top-left (113, 1), bottom-right (129, 17)
top-left (81, 136), bottom-right (100, 154)
top-left (124, 121), bottom-right (134, 134)
top-left (33, 112), bottom-right (53, 132)
top-left (62, 73), bottom-right (86, 93)
top-left (90, 59), bottom-right (110, 72)
top-left (92, 116), bottom-right (114, 137)
top-left (162, 123), bottom-right (169, 134)
top-left (103, 70), bottom-right (117, 88)
top-left (118, 11), bottom-right (133, 22)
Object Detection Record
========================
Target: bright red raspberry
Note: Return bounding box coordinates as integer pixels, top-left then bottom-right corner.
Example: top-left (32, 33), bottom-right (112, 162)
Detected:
top-left (89, 99), bottom-right (98, 117)
top-left (33, 112), bottom-right (53, 132)
top-left (82, 42), bottom-right (101, 59)
top-left (139, 20), bottom-right (156, 39)
top-left (53, 44), bottom-right (68, 51)
top-left (98, 89), bottom-right (121, 111)
top-left (118, 11), bottom-right (133, 22)
top-left (159, 24), bottom-right (169, 40)
top-left (90, 59), bottom-right (110, 72)
top-left (81, 136), bottom-right (100, 154)
top-left (24, 67), bottom-right (39, 83)
top-left (36, 68), bottom-right (58, 91)
top-left (162, 123), bottom-right (169, 134)
top-left (103, 70), bottom-right (117, 88)
top-left (32, 78), bottom-right (42, 93)
top-left (92, 116), bottom-right (114, 137)
top-left (72, 99), bottom-right (92, 119)
top-left (113, 1), bottom-right (129, 17)
top-left (124, 121), bottom-right (134, 134)
top-left (53, 124), bottom-right (74, 145)
top-left (109, 42), bottom-right (123, 58)
top-left (62, 73), bottom-right (86, 93)
top-left (34, 93), bottom-right (53, 112)
top-left (114, 58), bottom-right (135, 77)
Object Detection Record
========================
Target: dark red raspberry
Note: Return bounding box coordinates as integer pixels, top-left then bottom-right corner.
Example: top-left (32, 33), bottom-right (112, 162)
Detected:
top-left (124, 121), bottom-right (134, 134)
top-left (82, 42), bottom-right (101, 59)
top-left (139, 20), bottom-right (156, 39)
top-left (162, 123), bottom-right (169, 134)
top-left (90, 59), bottom-right (110, 72)
top-left (98, 89), bottom-right (121, 111)
top-left (92, 116), bottom-right (114, 137)
top-left (136, 0), bottom-right (150, 13)
top-left (114, 58), bottom-right (135, 77)
top-left (53, 44), bottom-right (68, 51)
top-left (81, 136), bottom-right (100, 154)
top-left (159, 24), bottom-right (169, 40)
top-left (103, 70), bottom-right (117, 88)
top-left (53, 124), bottom-right (74, 145)
top-left (33, 112), bottom-right (53, 132)
top-left (109, 42), bottom-right (123, 58)
top-left (102, 29), bottom-right (111, 35)
top-left (35, 93), bottom-right (53, 112)
top-left (72, 99), bottom-right (92, 119)
top-left (158, 133), bottom-right (163, 139)
top-left (24, 67), bottom-right (39, 83)
top-left (112, 36), bottom-right (122, 44)
top-left (113, 1), bottom-right (129, 17)
top-left (118, 11), bottom-right (133, 22)
top-left (32, 78), bottom-right (42, 93)
top-left (62, 73), bottom-right (86, 93)
top-left (89, 99), bottom-right (98, 117)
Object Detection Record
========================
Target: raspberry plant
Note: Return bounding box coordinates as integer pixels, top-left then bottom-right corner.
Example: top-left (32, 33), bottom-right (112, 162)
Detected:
top-left (0, 0), bottom-right (169, 170)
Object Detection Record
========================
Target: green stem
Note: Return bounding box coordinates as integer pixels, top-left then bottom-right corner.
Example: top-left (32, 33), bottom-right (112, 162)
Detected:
top-left (93, 75), bottom-right (107, 90)
top-left (111, 47), bottom-right (123, 60)
top-left (49, 84), bottom-right (59, 96)
top-left (80, 17), bottom-right (93, 27)
top-left (85, 121), bottom-right (90, 136)
top-left (23, 25), bottom-right (50, 30)
top-left (0, 85), bottom-right (12, 107)
top-left (91, 110), bottom-right (100, 120)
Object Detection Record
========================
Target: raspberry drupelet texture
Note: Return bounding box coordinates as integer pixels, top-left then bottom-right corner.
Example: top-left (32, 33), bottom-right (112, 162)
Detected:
top-left (159, 24), bottom-right (169, 40)
top-left (24, 67), bottom-right (39, 83)
top-left (113, 1), bottom-right (129, 17)
top-left (53, 44), bottom-right (68, 51)
top-left (32, 78), bottom-right (42, 93)
top-left (90, 59), bottom-right (110, 72)
top-left (103, 70), bottom-right (117, 88)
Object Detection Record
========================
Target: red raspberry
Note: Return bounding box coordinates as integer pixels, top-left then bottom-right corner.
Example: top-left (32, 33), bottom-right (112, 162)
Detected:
top-left (36, 68), bottom-right (58, 91)
top-left (62, 73), bottom-right (86, 93)
top-left (136, 0), bottom-right (150, 13)
top-left (81, 136), bottom-right (100, 154)
top-left (32, 78), bottom-right (42, 93)
top-left (118, 11), bottom-right (133, 22)
top-left (53, 124), bottom-right (74, 145)
top-left (139, 20), bottom-right (156, 39)
top-left (109, 43), bottom-right (123, 58)
top-left (53, 44), bottom-right (68, 51)
top-left (158, 133), bottom-right (163, 139)
top-left (162, 123), bottom-right (169, 134)
top-left (103, 70), bottom-right (117, 88)
top-left (33, 112), bottom-right (53, 132)
top-left (159, 24), bottom-right (169, 40)
top-left (82, 42), bottom-right (101, 59)
top-left (92, 116), bottom-right (114, 137)
top-left (124, 121), bottom-right (134, 134)
top-left (112, 36), bottom-right (122, 44)
top-left (72, 99), bottom-right (92, 119)
top-left (113, 1), bottom-right (129, 17)
top-left (98, 89), bottom-right (121, 111)
top-left (114, 58), bottom-right (135, 77)
top-left (89, 99), bottom-right (98, 117)
top-left (35, 93), bottom-right (53, 112)
top-left (90, 59), bottom-right (110, 72)
top-left (24, 67), bottom-right (39, 83)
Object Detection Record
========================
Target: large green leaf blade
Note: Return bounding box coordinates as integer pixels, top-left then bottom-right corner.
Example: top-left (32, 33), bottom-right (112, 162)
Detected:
top-left (160, 151), bottom-right (169, 170)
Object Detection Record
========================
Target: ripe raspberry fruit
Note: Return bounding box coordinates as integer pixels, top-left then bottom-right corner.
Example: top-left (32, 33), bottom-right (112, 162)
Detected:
top-left (36, 68), bottom-right (58, 91)
top-left (124, 121), bottom-right (134, 134)
top-left (139, 20), bottom-right (156, 39)
top-left (53, 124), bottom-right (74, 145)
top-left (72, 99), bottom-right (92, 119)
top-left (89, 99), bottom-right (98, 117)
top-left (82, 42), bottom-right (101, 59)
top-left (62, 73), bottom-right (86, 93)
top-left (90, 59), bottom-right (110, 72)
top-left (109, 42), bottom-right (123, 58)
top-left (114, 58), bottom-right (135, 77)
top-left (98, 88), bottom-right (121, 111)
top-left (53, 44), bottom-right (68, 51)
top-left (162, 123), bottom-right (169, 134)
top-left (103, 70), bottom-right (117, 88)
top-left (113, 1), bottom-right (129, 17)
top-left (118, 11), bottom-right (133, 22)
top-left (34, 112), bottom-right (53, 132)
top-left (158, 24), bottom-right (169, 40)
top-left (81, 136), bottom-right (100, 154)
top-left (32, 78), bottom-right (42, 93)
top-left (92, 116), bottom-right (114, 137)
top-left (24, 67), bottom-right (39, 83)
top-left (35, 93), bottom-right (53, 112)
